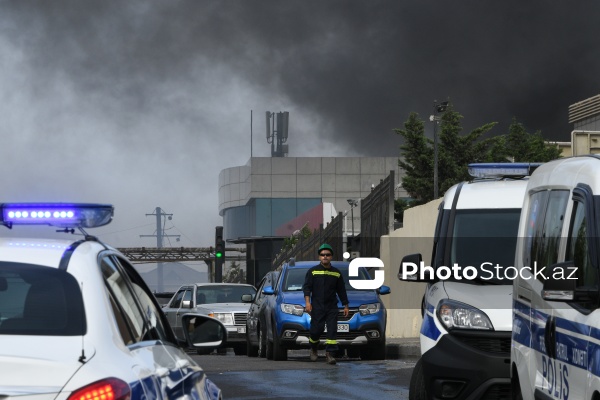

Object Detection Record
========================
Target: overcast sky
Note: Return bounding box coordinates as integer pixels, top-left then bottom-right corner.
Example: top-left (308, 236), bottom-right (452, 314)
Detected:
top-left (2, 1), bottom-right (599, 248)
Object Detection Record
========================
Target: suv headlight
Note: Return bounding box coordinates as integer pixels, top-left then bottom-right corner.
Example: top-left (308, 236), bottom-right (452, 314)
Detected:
top-left (209, 312), bottom-right (234, 325)
top-left (359, 303), bottom-right (380, 315)
top-left (436, 299), bottom-right (494, 330)
top-left (281, 304), bottom-right (305, 316)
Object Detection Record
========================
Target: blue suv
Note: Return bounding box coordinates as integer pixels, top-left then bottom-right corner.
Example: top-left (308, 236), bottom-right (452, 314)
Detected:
top-left (249, 259), bottom-right (390, 361)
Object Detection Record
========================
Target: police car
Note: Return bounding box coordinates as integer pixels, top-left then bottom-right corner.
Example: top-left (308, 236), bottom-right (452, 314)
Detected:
top-left (511, 155), bottom-right (600, 400)
top-left (398, 163), bottom-right (538, 400)
top-left (0, 203), bottom-right (226, 400)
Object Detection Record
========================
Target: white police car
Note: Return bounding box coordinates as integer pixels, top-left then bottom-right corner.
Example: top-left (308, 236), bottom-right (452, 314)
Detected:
top-left (0, 203), bottom-right (226, 400)
top-left (398, 163), bottom-right (538, 399)
top-left (511, 155), bottom-right (600, 400)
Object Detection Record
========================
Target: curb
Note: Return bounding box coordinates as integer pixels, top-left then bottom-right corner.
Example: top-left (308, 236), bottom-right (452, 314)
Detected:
top-left (385, 339), bottom-right (420, 359)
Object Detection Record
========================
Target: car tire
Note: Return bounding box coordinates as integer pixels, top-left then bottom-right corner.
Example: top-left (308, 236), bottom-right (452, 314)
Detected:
top-left (361, 339), bottom-right (386, 360)
top-left (233, 344), bottom-right (247, 356)
top-left (258, 324), bottom-right (267, 358)
top-left (511, 371), bottom-right (523, 400)
top-left (272, 324), bottom-right (288, 361)
top-left (408, 358), bottom-right (427, 400)
top-left (265, 327), bottom-right (274, 360)
top-left (346, 347), bottom-right (361, 358)
top-left (246, 330), bottom-right (259, 357)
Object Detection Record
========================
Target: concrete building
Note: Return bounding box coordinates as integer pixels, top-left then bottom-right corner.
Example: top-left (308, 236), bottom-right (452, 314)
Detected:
top-left (569, 93), bottom-right (600, 156)
top-left (218, 156), bottom-right (406, 284)
top-left (219, 156), bottom-right (406, 241)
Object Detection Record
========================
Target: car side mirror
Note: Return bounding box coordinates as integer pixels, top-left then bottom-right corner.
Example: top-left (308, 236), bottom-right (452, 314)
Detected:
top-left (262, 286), bottom-right (275, 295)
top-left (182, 300), bottom-right (192, 308)
top-left (182, 314), bottom-right (227, 350)
top-left (378, 285), bottom-right (391, 295)
top-left (398, 253), bottom-right (433, 282)
top-left (241, 294), bottom-right (254, 302)
top-left (542, 260), bottom-right (598, 303)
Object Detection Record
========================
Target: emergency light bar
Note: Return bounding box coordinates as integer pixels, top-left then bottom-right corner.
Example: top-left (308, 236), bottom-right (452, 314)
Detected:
top-left (467, 163), bottom-right (542, 178)
top-left (0, 203), bottom-right (114, 228)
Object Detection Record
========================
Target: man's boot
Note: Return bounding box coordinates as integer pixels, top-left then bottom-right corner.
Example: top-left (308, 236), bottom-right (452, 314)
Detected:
top-left (310, 348), bottom-right (318, 362)
top-left (326, 352), bottom-right (337, 365)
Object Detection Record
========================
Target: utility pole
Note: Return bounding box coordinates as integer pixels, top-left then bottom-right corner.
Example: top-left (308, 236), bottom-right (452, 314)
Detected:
top-left (140, 207), bottom-right (180, 292)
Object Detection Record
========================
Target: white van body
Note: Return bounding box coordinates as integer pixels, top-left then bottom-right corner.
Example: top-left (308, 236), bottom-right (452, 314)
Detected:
top-left (512, 156), bottom-right (600, 400)
top-left (399, 164), bottom-right (534, 400)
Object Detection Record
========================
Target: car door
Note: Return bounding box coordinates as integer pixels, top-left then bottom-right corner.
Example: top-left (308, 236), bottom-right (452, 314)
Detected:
top-left (545, 190), bottom-right (599, 400)
top-left (164, 287), bottom-right (193, 339)
top-left (104, 255), bottom-right (218, 399)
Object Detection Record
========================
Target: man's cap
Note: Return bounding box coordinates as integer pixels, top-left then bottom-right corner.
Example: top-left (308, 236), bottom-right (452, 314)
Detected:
top-left (318, 243), bottom-right (333, 254)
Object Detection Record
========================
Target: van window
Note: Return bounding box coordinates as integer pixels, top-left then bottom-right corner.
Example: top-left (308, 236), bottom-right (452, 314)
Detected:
top-left (566, 200), bottom-right (598, 310)
top-left (449, 209), bottom-right (521, 283)
top-left (524, 190), bottom-right (569, 281)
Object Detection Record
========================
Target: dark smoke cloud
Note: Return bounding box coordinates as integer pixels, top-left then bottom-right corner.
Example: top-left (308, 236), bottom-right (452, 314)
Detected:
top-left (1, 1), bottom-right (599, 245)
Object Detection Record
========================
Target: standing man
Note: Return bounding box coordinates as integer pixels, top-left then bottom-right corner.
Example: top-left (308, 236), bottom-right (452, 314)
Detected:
top-left (303, 243), bottom-right (349, 365)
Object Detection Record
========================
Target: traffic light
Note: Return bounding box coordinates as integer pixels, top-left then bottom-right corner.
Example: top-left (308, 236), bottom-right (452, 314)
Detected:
top-left (215, 226), bottom-right (224, 282)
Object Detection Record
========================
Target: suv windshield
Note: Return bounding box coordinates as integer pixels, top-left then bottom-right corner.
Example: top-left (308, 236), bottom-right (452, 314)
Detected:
top-left (0, 262), bottom-right (86, 336)
top-left (282, 265), bottom-right (373, 292)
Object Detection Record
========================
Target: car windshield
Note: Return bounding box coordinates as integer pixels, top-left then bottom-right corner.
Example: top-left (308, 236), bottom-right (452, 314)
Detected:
top-left (0, 262), bottom-right (86, 336)
top-left (282, 265), bottom-right (373, 292)
top-left (196, 285), bottom-right (256, 304)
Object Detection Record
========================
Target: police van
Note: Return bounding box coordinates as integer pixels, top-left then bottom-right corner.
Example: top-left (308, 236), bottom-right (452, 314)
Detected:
top-left (398, 163), bottom-right (539, 400)
top-left (511, 155), bottom-right (600, 400)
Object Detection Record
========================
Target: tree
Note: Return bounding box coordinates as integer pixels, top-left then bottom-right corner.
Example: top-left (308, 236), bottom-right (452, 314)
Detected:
top-left (395, 107), bottom-right (562, 212)
top-left (488, 118), bottom-right (562, 162)
top-left (223, 261), bottom-right (246, 284)
top-left (395, 104), bottom-right (496, 204)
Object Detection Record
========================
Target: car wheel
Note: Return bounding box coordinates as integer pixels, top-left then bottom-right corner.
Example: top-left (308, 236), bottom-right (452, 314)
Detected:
top-left (511, 371), bottom-right (523, 400)
top-left (360, 339), bottom-right (386, 360)
top-left (265, 327), bottom-right (274, 360)
top-left (246, 330), bottom-right (259, 357)
top-left (258, 324), bottom-right (267, 358)
top-left (346, 347), bottom-right (361, 358)
top-left (272, 324), bottom-right (288, 361)
top-left (408, 358), bottom-right (427, 400)
top-left (233, 344), bottom-right (247, 356)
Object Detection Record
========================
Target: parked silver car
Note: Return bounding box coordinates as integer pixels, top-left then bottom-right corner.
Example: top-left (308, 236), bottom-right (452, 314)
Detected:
top-left (164, 283), bottom-right (256, 355)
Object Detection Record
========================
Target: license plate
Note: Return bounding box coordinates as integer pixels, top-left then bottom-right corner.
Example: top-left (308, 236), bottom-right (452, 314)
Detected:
top-left (237, 326), bottom-right (246, 334)
top-left (324, 324), bottom-right (349, 333)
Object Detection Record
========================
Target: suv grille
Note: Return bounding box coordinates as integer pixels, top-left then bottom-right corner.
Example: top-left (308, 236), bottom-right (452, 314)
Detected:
top-left (297, 330), bottom-right (365, 340)
top-left (234, 312), bottom-right (247, 326)
top-left (337, 309), bottom-right (358, 321)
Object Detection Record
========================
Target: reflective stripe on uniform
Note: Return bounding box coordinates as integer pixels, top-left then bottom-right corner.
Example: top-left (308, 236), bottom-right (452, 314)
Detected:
top-left (309, 337), bottom-right (320, 344)
top-left (312, 270), bottom-right (341, 278)
top-left (325, 339), bottom-right (337, 345)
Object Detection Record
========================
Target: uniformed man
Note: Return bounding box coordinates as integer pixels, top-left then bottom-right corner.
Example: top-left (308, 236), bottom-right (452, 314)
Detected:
top-left (303, 243), bottom-right (349, 365)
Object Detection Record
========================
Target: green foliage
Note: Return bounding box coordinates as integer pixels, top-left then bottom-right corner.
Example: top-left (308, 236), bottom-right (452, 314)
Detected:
top-left (395, 105), bottom-right (561, 205)
top-left (280, 223), bottom-right (313, 253)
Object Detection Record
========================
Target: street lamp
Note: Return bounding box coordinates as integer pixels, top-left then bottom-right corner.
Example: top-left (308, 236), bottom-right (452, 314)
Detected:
top-left (430, 100), bottom-right (448, 199)
top-left (347, 199), bottom-right (359, 240)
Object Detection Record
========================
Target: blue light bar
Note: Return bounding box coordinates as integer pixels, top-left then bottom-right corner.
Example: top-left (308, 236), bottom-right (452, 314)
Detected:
top-left (468, 163), bottom-right (542, 178)
top-left (0, 203), bottom-right (114, 228)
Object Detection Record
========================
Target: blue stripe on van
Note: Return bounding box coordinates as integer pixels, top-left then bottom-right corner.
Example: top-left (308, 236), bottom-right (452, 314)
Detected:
top-left (421, 302), bottom-right (441, 341)
top-left (513, 299), bottom-right (599, 377)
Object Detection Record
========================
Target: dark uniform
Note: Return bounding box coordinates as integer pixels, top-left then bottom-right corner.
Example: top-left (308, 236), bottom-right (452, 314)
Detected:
top-left (303, 263), bottom-right (349, 352)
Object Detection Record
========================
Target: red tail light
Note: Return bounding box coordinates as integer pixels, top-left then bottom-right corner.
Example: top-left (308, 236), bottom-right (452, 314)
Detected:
top-left (68, 378), bottom-right (131, 400)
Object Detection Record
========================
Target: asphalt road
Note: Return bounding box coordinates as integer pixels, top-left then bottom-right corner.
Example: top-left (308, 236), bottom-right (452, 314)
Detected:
top-left (192, 350), bottom-right (417, 399)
